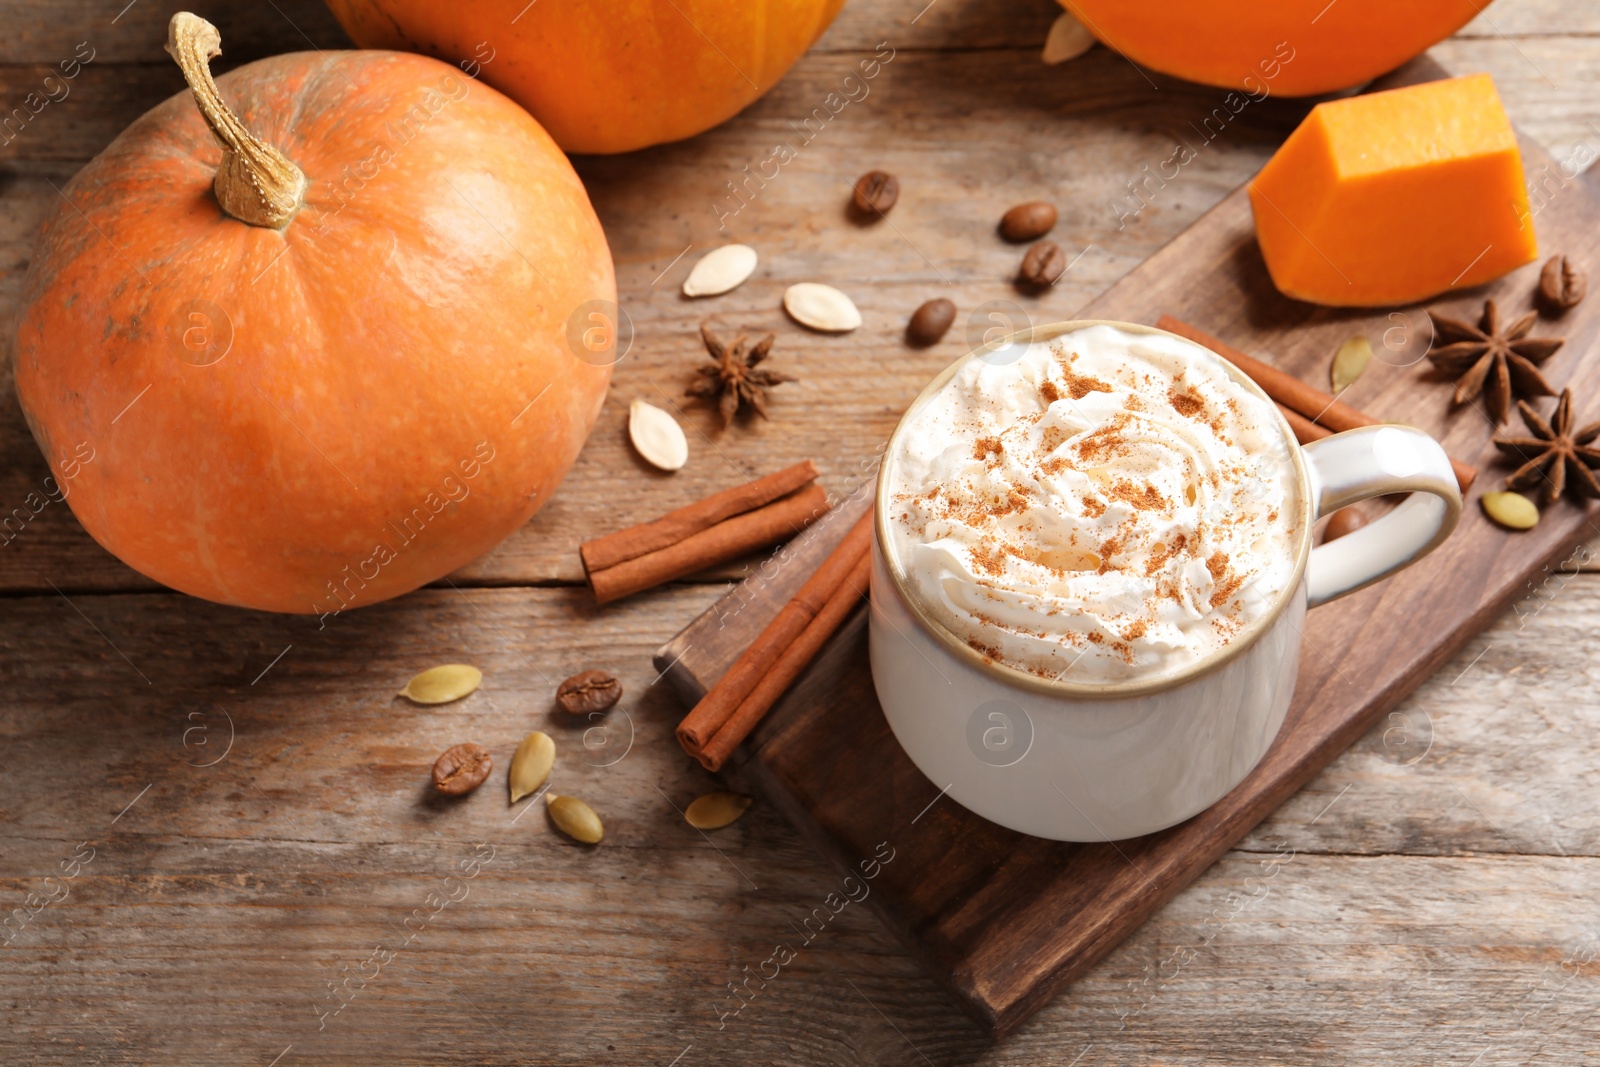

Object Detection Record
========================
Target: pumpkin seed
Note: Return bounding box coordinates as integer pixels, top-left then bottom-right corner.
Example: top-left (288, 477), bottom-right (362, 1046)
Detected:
top-left (1480, 491), bottom-right (1539, 530)
top-left (628, 398), bottom-right (688, 471)
top-left (684, 791), bottom-right (752, 830)
top-left (508, 731), bottom-right (555, 803)
top-left (1042, 12), bottom-right (1096, 65)
top-left (784, 283), bottom-right (862, 333)
top-left (398, 664), bottom-right (482, 705)
top-left (1329, 336), bottom-right (1373, 392)
top-left (547, 794), bottom-right (604, 843)
top-left (682, 244), bottom-right (758, 297)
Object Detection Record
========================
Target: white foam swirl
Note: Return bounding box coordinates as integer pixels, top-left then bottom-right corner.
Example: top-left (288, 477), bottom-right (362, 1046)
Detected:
top-left (884, 325), bottom-right (1301, 684)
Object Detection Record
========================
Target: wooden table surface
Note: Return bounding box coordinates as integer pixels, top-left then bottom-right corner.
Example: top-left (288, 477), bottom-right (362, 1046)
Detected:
top-left (4, 1), bottom-right (1599, 1063)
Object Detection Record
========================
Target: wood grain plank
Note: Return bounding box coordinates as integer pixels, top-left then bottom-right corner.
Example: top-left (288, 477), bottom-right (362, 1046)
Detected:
top-left (1458, 1), bottom-right (1600, 36)
top-left (0, 584), bottom-right (732, 842)
top-left (3, 584), bottom-right (1599, 1062)
top-left (0, 0), bottom-right (349, 65)
top-left (1240, 559), bottom-right (1600, 858)
top-left (6, 843), bottom-right (1596, 1064)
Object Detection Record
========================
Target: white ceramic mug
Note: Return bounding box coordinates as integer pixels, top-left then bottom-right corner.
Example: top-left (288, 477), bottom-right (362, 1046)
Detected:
top-left (869, 320), bottom-right (1462, 841)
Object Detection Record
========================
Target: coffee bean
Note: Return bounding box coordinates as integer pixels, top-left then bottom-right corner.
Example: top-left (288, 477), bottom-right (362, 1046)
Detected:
top-left (1538, 254), bottom-right (1586, 313)
top-left (432, 742), bottom-right (492, 796)
top-left (999, 201), bottom-right (1057, 243)
top-left (1017, 241), bottom-right (1066, 291)
top-left (906, 298), bottom-right (956, 346)
top-left (1321, 507), bottom-right (1368, 543)
top-left (556, 669), bottom-right (622, 716)
top-left (852, 170), bottom-right (899, 216)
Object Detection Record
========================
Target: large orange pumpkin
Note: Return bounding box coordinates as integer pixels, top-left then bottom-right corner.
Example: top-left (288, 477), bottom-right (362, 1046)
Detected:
top-left (323, 0), bottom-right (848, 154)
top-left (1060, 0), bottom-right (1484, 97)
top-left (14, 13), bottom-right (615, 616)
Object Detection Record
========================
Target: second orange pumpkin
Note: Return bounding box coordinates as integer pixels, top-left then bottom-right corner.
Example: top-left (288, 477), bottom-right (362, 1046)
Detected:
top-left (324, 0), bottom-right (849, 154)
top-left (1061, 0), bottom-right (1484, 97)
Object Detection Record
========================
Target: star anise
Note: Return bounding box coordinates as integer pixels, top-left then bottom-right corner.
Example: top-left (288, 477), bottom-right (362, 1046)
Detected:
top-left (685, 321), bottom-right (796, 428)
top-left (1427, 299), bottom-right (1563, 423)
top-left (1492, 389), bottom-right (1600, 503)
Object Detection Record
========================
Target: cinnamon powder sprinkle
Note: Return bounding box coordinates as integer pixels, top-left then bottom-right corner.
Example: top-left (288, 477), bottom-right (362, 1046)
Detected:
top-left (1205, 550), bottom-right (1245, 608)
top-left (1109, 480), bottom-right (1167, 511)
top-left (1168, 388), bottom-right (1205, 417)
top-left (1074, 414), bottom-right (1132, 462)
top-left (1067, 374), bottom-right (1113, 399)
top-left (970, 540), bottom-right (1007, 577)
top-left (1098, 537), bottom-right (1122, 573)
top-left (1210, 574), bottom-right (1245, 608)
top-left (1143, 532), bottom-right (1188, 575)
top-left (1039, 380), bottom-right (1061, 403)
top-left (1055, 351), bottom-right (1115, 399)
top-left (965, 638), bottom-right (1002, 663)
top-left (973, 436), bottom-right (1003, 461)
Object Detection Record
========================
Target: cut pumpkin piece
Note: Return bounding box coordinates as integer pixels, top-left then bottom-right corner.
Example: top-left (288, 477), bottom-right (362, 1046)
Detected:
top-left (1248, 74), bottom-right (1537, 308)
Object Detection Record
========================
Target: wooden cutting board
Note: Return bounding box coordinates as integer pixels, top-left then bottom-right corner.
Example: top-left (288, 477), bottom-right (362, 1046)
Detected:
top-left (655, 56), bottom-right (1600, 1038)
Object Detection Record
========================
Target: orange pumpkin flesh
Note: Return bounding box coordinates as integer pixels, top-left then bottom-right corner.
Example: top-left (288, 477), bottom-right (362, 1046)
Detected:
top-left (15, 15), bottom-right (615, 615)
top-left (1062, 0), bottom-right (1484, 98)
top-left (1248, 74), bottom-right (1537, 307)
top-left (323, 0), bottom-right (848, 154)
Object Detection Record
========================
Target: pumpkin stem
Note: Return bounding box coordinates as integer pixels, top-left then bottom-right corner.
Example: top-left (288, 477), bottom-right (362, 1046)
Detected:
top-left (165, 12), bottom-right (306, 230)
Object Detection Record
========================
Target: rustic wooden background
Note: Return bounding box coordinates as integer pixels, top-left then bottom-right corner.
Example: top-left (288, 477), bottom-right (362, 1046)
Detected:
top-left (3, 1), bottom-right (1599, 1063)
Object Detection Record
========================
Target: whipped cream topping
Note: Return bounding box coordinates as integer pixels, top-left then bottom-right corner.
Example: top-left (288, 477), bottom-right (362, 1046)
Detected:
top-left (884, 325), bottom-right (1302, 685)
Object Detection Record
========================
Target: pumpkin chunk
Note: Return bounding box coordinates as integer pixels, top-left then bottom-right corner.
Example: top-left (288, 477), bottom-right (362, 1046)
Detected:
top-left (1248, 74), bottom-right (1537, 308)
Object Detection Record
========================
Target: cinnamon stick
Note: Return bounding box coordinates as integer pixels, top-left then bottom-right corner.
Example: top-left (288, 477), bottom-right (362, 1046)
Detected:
top-left (581, 460), bottom-right (819, 575)
top-left (1276, 402), bottom-right (1331, 444)
top-left (694, 550), bottom-right (872, 772)
top-left (1157, 316), bottom-right (1477, 490)
top-left (677, 511), bottom-right (872, 755)
top-left (588, 483), bottom-right (829, 604)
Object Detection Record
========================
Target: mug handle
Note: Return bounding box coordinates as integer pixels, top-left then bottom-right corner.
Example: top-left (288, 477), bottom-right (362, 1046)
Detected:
top-left (1301, 424), bottom-right (1463, 608)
